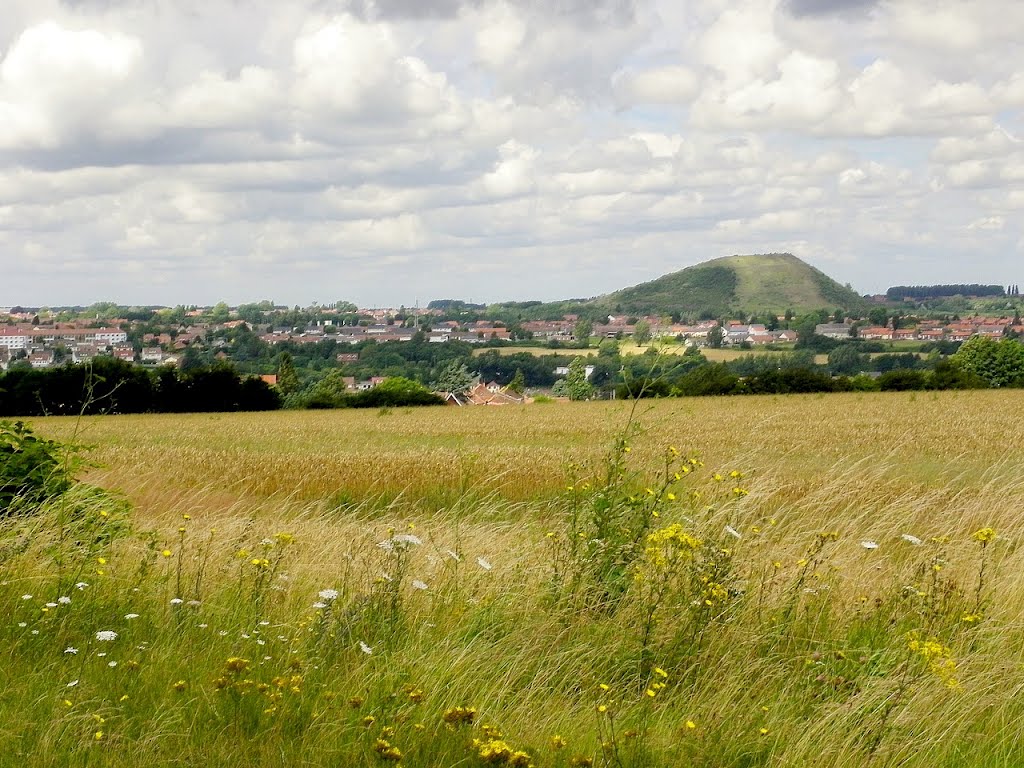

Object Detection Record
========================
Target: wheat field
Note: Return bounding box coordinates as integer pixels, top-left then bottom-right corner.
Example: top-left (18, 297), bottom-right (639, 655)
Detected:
top-left (4, 391), bottom-right (1024, 767)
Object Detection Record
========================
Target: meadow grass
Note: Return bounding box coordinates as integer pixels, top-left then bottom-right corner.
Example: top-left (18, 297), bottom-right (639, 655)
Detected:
top-left (4, 392), bottom-right (1024, 766)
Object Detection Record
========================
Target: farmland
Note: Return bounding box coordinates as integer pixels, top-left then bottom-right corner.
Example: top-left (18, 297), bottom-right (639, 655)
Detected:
top-left (5, 391), bottom-right (1024, 767)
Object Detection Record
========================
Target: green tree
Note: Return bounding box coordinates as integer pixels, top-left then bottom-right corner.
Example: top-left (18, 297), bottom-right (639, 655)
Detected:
top-left (707, 326), bottom-right (724, 349)
top-left (566, 356), bottom-right (593, 401)
top-left (433, 361), bottom-right (476, 394)
top-left (633, 320), bottom-right (652, 346)
top-left (573, 318), bottom-right (593, 348)
top-left (953, 336), bottom-right (1024, 387)
top-left (276, 352), bottom-right (300, 395)
top-left (507, 368), bottom-right (526, 395)
top-left (827, 344), bottom-right (867, 376)
top-left (210, 301), bottom-right (231, 323)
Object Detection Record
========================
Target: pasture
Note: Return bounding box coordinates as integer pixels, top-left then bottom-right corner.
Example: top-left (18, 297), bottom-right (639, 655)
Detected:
top-left (4, 391), bottom-right (1024, 767)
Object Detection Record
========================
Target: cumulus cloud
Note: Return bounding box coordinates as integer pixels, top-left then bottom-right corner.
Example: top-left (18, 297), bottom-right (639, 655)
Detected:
top-left (0, 0), bottom-right (1021, 304)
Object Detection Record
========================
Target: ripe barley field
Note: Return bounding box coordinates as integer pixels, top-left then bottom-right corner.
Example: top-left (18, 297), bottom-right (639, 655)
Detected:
top-left (4, 390), bottom-right (1024, 767)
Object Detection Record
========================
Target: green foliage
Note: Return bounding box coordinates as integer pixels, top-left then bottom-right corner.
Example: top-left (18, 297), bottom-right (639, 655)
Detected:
top-left (952, 336), bottom-right (1024, 388)
top-left (507, 369), bottom-right (526, 395)
top-left (565, 357), bottom-right (593, 401)
top-left (827, 344), bottom-right (868, 376)
top-left (276, 352), bottom-right (300, 395)
top-left (633, 319), bottom-right (652, 346)
top-left (350, 378), bottom-right (444, 408)
top-left (432, 361), bottom-right (476, 395)
top-left (0, 421), bottom-right (73, 516)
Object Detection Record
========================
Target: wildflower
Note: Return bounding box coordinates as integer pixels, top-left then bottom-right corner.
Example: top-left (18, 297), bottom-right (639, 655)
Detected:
top-left (551, 735), bottom-right (567, 750)
top-left (58, 596), bottom-right (71, 605)
top-left (653, 667), bottom-right (668, 678)
top-left (46, 602), bottom-right (57, 608)
top-left (442, 706), bottom-right (477, 725)
top-left (861, 540), bottom-right (879, 550)
top-left (94, 731), bottom-right (104, 741)
top-left (108, 661), bottom-right (117, 668)
top-left (224, 657), bottom-right (250, 673)
top-left (759, 728), bottom-right (769, 736)
top-left (124, 614), bottom-right (139, 620)
top-left (391, 533), bottom-right (422, 546)
top-left (76, 582), bottom-right (89, 589)
top-left (161, 549), bottom-right (172, 558)
top-left (972, 527), bottom-right (997, 544)
top-left (97, 558), bottom-right (106, 565)
top-left (361, 715), bottom-right (376, 727)
top-left (359, 641), bottom-right (373, 655)
top-left (446, 549), bottom-right (462, 562)
top-left (312, 602), bottom-right (327, 610)
top-left (685, 720), bottom-right (697, 730)
top-left (64, 647), bottom-right (79, 655)
top-left (318, 589), bottom-right (339, 602)
top-left (406, 687), bottom-right (425, 702)
top-left (172, 680), bottom-right (187, 691)
top-left (273, 532), bottom-right (293, 544)
top-left (477, 557), bottom-right (493, 571)
top-left (374, 739), bottom-right (403, 761)
top-left (169, 598), bottom-right (183, 605)
top-left (901, 534), bottom-right (923, 545)
top-left (411, 579), bottom-right (428, 591)
top-left (95, 631), bottom-right (118, 642)
top-left (21, 594), bottom-right (32, 600)
top-left (67, 680), bottom-right (79, 688)
top-left (724, 525), bottom-right (741, 539)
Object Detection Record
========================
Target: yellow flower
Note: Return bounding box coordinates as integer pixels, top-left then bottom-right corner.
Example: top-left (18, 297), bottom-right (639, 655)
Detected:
top-left (162, 549), bottom-right (172, 558)
top-left (551, 735), bottom-right (567, 750)
top-left (94, 731), bottom-right (104, 741)
top-left (685, 720), bottom-right (697, 730)
top-left (972, 527), bottom-right (996, 544)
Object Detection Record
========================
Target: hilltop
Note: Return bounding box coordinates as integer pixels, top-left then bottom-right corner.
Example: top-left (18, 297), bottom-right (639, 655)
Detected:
top-left (599, 253), bottom-right (866, 318)
top-left (490, 253), bottom-right (867, 321)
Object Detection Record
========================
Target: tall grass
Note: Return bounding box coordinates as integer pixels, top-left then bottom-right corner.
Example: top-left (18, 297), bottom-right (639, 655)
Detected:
top-left (4, 393), bottom-right (1024, 766)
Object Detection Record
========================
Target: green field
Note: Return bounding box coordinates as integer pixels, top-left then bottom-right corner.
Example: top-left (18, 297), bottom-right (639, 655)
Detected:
top-left (5, 392), bottom-right (1024, 766)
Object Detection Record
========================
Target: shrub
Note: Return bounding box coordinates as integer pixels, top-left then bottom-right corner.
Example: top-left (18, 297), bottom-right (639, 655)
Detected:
top-left (0, 421), bottom-right (74, 516)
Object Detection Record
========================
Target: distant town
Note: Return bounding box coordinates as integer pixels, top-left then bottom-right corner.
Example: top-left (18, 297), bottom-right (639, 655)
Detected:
top-left (1, 300), bottom-right (1022, 377)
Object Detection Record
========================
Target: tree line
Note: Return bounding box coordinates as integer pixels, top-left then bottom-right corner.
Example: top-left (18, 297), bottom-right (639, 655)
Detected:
top-left (0, 358), bottom-right (280, 417)
top-left (886, 284), bottom-right (1006, 300)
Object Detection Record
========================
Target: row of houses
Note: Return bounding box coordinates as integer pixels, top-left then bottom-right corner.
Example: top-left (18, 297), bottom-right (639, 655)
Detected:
top-left (259, 324), bottom-right (512, 346)
top-left (816, 320), bottom-right (1024, 342)
top-left (0, 325), bottom-right (128, 350)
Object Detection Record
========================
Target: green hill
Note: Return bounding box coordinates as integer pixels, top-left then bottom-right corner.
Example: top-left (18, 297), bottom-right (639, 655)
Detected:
top-left (597, 253), bottom-right (866, 318)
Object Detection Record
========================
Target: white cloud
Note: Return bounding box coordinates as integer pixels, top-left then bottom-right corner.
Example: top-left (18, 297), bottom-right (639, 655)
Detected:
top-left (0, 21), bottom-right (144, 149)
top-left (0, 0), bottom-right (1021, 305)
top-left (612, 65), bottom-right (698, 107)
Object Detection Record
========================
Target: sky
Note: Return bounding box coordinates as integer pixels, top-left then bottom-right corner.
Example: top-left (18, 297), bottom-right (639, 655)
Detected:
top-left (1, 0), bottom-right (1022, 308)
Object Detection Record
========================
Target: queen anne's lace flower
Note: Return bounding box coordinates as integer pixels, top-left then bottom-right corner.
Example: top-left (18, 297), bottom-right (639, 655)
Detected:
top-left (95, 630), bottom-right (117, 642)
